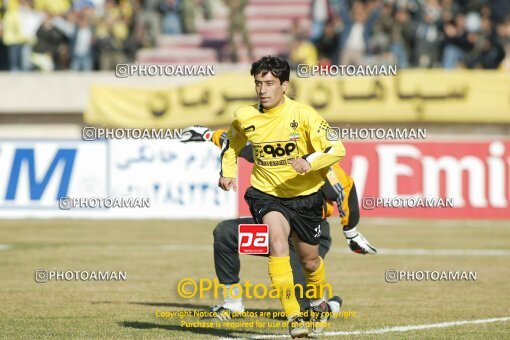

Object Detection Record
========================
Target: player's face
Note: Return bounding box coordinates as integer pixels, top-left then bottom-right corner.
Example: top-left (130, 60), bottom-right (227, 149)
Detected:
top-left (254, 72), bottom-right (288, 110)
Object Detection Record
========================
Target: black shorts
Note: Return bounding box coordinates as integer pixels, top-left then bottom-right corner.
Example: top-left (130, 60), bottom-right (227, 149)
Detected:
top-left (244, 187), bottom-right (324, 245)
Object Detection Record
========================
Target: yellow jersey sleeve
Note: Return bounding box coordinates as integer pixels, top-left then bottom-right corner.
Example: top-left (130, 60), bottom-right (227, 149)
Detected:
top-left (220, 111), bottom-right (248, 178)
top-left (304, 111), bottom-right (346, 171)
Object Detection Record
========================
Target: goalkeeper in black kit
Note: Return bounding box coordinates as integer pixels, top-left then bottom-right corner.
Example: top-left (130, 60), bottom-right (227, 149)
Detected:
top-left (182, 57), bottom-right (376, 337)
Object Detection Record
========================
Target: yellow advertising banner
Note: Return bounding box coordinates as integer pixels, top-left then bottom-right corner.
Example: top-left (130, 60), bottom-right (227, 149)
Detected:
top-left (84, 70), bottom-right (510, 128)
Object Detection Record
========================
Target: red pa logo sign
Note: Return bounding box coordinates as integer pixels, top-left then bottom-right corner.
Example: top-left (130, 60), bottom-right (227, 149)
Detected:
top-left (238, 224), bottom-right (269, 254)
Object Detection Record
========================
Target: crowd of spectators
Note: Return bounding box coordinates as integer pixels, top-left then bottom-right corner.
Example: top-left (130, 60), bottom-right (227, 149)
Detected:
top-left (0, 0), bottom-right (210, 71)
top-left (1, 0), bottom-right (510, 71)
top-left (290, 0), bottom-right (510, 70)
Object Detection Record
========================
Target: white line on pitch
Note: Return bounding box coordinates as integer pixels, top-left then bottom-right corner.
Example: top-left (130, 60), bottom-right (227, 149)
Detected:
top-left (333, 248), bottom-right (510, 256)
top-left (161, 245), bottom-right (510, 256)
top-left (0, 244), bottom-right (12, 251)
top-left (219, 316), bottom-right (510, 339)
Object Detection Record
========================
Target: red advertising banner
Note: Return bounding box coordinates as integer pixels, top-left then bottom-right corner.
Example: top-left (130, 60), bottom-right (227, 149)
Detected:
top-left (238, 140), bottom-right (510, 219)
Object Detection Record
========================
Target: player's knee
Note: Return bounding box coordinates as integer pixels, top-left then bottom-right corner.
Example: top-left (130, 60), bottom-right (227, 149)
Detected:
top-left (213, 221), bottom-right (230, 243)
top-left (300, 256), bottom-right (320, 272)
top-left (270, 236), bottom-right (289, 256)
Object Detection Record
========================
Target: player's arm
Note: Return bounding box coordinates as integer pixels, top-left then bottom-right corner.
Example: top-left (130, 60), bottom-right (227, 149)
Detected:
top-left (326, 164), bottom-right (377, 255)
top-left (181, 126), bottom-right (254, 163)
top-left (302, 112), bottom-right (346, 172)
top-left (219, 113), bottom-right (248, 191)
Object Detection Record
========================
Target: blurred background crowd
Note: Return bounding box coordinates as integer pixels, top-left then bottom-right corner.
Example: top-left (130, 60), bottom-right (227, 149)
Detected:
top-left (303, 0), bottom-right (510, 69)
top-left (0, 0), bottom-right (509, 72)
top-left (0, 0), bottom-right (206, 71)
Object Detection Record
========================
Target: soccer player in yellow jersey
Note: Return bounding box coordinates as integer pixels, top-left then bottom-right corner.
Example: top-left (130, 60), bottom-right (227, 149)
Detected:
top-left (181, 125), bottom-right (377, 323)
top-left (219, 56), bottom-right (346, 337)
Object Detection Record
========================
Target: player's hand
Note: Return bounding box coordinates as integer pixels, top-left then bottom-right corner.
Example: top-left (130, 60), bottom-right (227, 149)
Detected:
top-left (289, 158), bottom-right (311, 174)
top-left (219, 177), bottom-right (237, 191)
top-left (343, 227), bottom-right (377, 255)
top-left (180, 125), bottom-right (213, 143)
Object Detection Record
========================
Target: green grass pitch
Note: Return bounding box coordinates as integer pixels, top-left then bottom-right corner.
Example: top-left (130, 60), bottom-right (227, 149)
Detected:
top-left (1, 218), bottom-right (509, 339)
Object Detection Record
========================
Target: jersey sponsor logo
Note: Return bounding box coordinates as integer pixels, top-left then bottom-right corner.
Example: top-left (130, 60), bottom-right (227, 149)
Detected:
top-left (263, 143), bottom-right (296, 157)
top-left (253, 141), bottom-right (298, 158)
top-left (238, 224), bottom-right (269, 254)
top-left (255, 158), bottom-right (298, 166)
top-left (252, 140), bottom-right (299, 166)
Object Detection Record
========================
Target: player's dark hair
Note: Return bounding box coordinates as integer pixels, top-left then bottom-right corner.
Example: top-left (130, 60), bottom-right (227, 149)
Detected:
top-left (250, 56), bottom-right (290, 84)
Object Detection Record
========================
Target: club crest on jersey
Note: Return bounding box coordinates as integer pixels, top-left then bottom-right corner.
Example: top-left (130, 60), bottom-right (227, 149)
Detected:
top-left (290, 120), bottom-right (298, 130)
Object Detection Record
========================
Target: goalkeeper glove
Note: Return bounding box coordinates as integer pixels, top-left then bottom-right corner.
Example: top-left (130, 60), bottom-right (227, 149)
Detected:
top-left (343, 227), bottom-right (377, 255)
top-left (180, 125), bottom-right (213, 143)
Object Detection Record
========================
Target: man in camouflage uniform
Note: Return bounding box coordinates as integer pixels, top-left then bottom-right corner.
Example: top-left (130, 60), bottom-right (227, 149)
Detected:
top-left (224, 0), bottom-right (253, 62)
